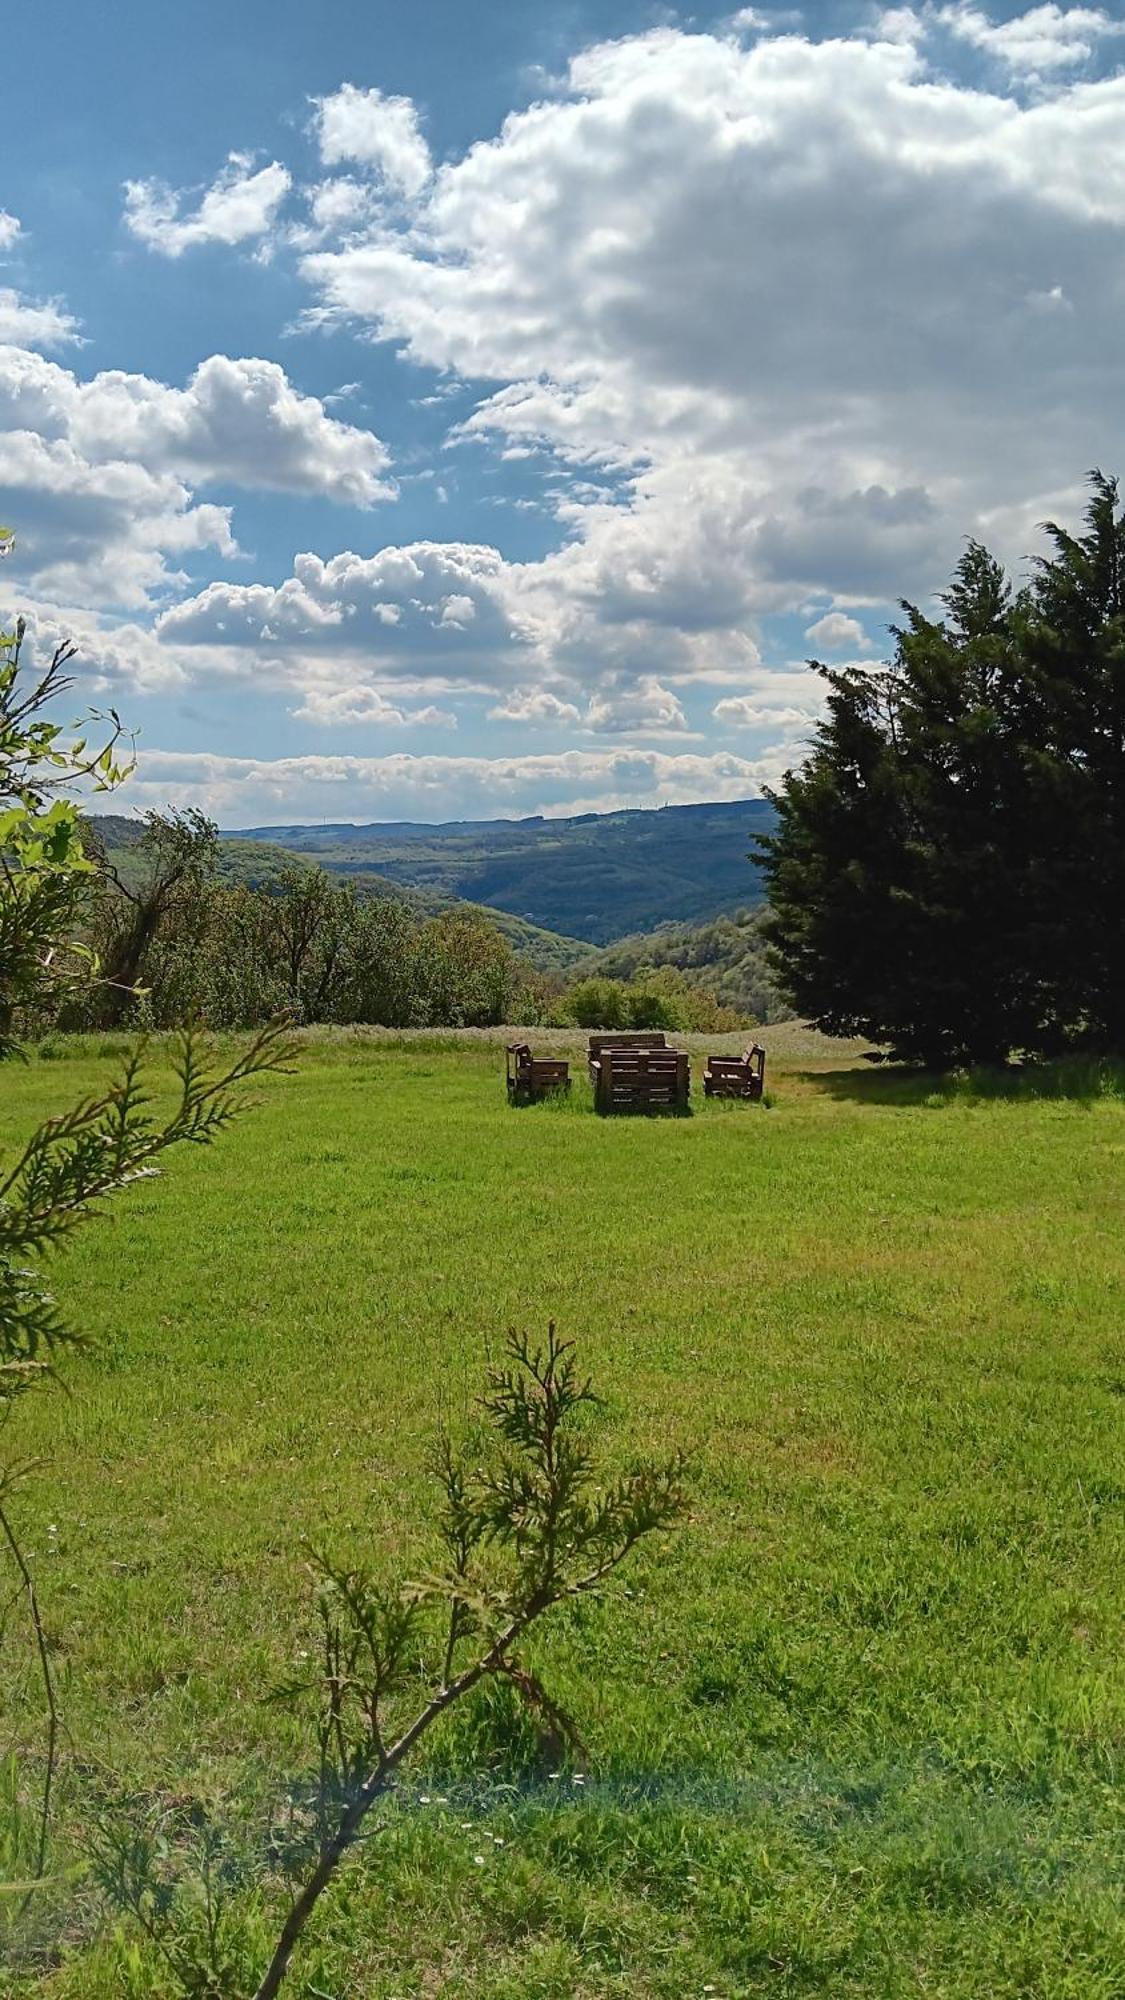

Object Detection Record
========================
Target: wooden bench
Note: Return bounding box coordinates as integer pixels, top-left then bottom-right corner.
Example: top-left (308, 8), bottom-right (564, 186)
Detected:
top-left (703, 1043), bottom-right (766, 1101)
top-left (590, 1044), bottom-right (689, 1114)
top-left (506, 1043), bottom-right (571, 1105)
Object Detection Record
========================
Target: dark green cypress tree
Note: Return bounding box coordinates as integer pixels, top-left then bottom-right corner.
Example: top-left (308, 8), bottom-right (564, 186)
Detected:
top-left (1025, 472), bottom-right (1125, 1050)
top-left (883, 543), bottom-right (1061, 1063)
top-left (756, 659), bottom-right (920, 1051)
top-left (758, 481), bottom-right (1125, 1065)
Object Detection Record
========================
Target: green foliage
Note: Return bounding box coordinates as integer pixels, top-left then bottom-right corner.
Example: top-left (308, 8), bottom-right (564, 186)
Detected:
top-left (67, 836), bottom-right (551, 1034)
top-left (87, 1797), bottom-right (250, 2000)
top-left (0, 576), bottom-right (294, 1929)
top-left (89, 820), bottom-right (596, 977)
top-left (577, 908), bottom-right (792, 1024)
top-left (1, 612), bottom-right (294, 1419)
top-left (554, 975), bottom-right (632, 1030)
top-left (760, 473), bottom-right (1125, 1064)
top-left (0, 613), bottom-right (130, 1055)
top-left (555, 967), bottom-right (748, 1033)
top-left (77, 810), bottom-right (221, 1029)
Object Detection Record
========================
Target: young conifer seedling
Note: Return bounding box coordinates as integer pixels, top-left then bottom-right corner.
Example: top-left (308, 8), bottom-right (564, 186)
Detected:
top-left (250, 1323), bottom-right (686, 2000)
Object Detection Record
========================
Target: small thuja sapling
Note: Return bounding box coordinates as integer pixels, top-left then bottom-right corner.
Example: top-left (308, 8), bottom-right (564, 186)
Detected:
top-left (241, 1323), bottom-right (685, 1998)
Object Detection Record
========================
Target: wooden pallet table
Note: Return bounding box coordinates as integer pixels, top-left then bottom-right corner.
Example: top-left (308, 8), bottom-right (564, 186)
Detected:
top-left (589, 1043), bottom-right (689, 1114)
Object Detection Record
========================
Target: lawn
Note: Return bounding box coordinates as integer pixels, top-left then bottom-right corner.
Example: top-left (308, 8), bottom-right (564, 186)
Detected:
top-left (2, 1027), bottom-right (1124, 1998)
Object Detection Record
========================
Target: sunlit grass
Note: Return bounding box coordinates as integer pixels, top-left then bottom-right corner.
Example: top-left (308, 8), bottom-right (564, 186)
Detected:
top-left (2, 1027), bottom-right (1124, 1996)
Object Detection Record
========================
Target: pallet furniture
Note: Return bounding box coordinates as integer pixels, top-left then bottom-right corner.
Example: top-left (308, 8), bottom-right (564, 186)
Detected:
top-left (587, 1031), bottom-right (667, 1078)
top-left (506, 1043), bottom-right (571, 1105)
top-left (590, 1043), bottom-right (689, 1114)
top-left (702, 1043), bottom-right (766, 1101)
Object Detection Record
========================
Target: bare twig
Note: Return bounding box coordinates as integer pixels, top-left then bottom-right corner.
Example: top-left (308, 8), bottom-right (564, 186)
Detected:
top-left (0, 1495), bottom-right (58, 1915)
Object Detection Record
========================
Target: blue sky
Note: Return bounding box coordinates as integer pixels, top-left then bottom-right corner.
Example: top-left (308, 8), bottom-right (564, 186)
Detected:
top-left (3, 0), bottom-right (1123, 824)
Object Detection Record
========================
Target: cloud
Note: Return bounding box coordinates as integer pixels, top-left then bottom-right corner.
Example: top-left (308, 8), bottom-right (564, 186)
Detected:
top-left (306, 177), bottom-right (380, 237)
top-left (0, 601), bottom-right (201, 695)
top-left (123, 152), bottom-right (291, 257)
top-left (0, 291), bottom-right (80, 349)
top-left (0, 349), bottom-right (393, 506)
top-left (117, 744), bottom-right (790, 824)
top-left (0, 212), bottom-right (22, 254)
top-left (313, 84), bottom-right (432, 197)
top-left (0, 431), bottom-right (234, 609)
top-left (155, 541), bottom-right (530, 683)
top-left (488, 688), bottom-right (583, 725)
top-left (0, 346), bottom-right (395, 604)
top-left (585, 678), bottom-right (688, 734)
top-left (291, 684), bottom-right (457, 727)
top-left (939, 3), bottom-right (1125, 79)
top-left (19, 19), bottom-right (1125, 815)
top-left (714, 695), bottom-right (820, 730)
top-left (294, 25), bottom-right (1125, 716)
top-left (804, 611), bottom-right (872, 651)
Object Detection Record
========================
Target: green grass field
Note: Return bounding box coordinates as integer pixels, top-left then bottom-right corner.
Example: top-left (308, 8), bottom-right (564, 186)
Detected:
top-left (2, 1028), bottom-right (1124, 1997)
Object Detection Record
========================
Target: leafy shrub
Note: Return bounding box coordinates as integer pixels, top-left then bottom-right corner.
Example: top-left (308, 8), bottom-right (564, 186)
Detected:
top-left (554, 969), bottom-right (748, 1034)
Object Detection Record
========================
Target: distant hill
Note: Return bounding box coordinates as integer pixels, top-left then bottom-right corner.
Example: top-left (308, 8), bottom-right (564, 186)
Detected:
top-left (227, 798), bottom-right (775, 945)
top-left (579, 909), bottom-right (793, 1024)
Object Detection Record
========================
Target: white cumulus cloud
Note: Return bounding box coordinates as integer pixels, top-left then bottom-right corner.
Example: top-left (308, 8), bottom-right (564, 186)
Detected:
top-left (585, 679), bottom-right (688, 734)
top-left (294, 25), bottom-right (1125, 719)
top-left (804, 611), bottom-right (872, 652)
top-left (939, 3), bottom-right (1125, 79)
top-left (314, 84), bottom-right (432, 197)
top-left (155, 542), bottom-right (530, 683)
top-left (0, 290), bottom-right (80, 349)
top-left (123, 152), bottom-right (292, 256)
top-left (291, 684), bottom-right (457, 728)
top-left (17, 18), bottom-right (1125, 811)
top-left (488, 689), bottom-right (583, 725)
top-left (0, 346), bottom-right (395, 605)
top-left (117, 745), bottom-right (789, 825)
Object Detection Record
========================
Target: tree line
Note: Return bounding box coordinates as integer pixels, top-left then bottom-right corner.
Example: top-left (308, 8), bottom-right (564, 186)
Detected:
top-left (44, 814), bottom-right (748, 1038)
top-left (55, 812), bottom-right (538, 1031)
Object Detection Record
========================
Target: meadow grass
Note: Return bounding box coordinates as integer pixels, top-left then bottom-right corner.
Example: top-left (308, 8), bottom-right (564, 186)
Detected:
top-left (1, 1026), bottom-right (1124, 1997)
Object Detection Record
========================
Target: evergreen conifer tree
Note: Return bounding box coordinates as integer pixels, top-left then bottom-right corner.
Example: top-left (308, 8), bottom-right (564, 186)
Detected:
top-left (759, 474), bottom-right (1125, 1065)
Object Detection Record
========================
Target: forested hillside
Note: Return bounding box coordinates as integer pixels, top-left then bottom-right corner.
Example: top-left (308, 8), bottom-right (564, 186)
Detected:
top-left (87, 817), bottom-right (596, 975)
top-left (580, 909), bottom-right (792, 1024)
top-left (228, 797), bottom-right (774, 943)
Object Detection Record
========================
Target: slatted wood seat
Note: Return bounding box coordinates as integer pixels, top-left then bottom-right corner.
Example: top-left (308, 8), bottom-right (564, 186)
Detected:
top-left (587, 1031), bottom-right (667, 1079)
top-left (703, 1043), bottom-right (766, 1101)
top-left (506, 1043), bottom-right (571, 1105)
top-left (590, 1044), bottom-right (689, 1114)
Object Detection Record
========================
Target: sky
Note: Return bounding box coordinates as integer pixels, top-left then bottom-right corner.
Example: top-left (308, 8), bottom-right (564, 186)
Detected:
top-left (2, 0), bottom-right (1122, 827)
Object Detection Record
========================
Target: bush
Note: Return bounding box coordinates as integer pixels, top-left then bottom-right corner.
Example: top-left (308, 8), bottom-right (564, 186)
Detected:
top-left (554, 968), bottom-right (749, 1034)
top-left (557, 976), bottom-right (632, 1029)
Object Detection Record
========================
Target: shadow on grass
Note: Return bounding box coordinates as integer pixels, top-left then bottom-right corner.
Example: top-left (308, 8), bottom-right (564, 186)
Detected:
top-left (802, 1055), bottom-right (1125, 1109)
top-left (594, 1103), bottom-right (695, 1119)
top-left (505, 1080), bottom-right (696, 1118)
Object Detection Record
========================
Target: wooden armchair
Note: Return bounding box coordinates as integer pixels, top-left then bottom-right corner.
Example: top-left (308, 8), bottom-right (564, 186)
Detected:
top-left (506, 1043), bottom-right (571, 1105)
top-left (702, 1043), bottom-right (766, 1101)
